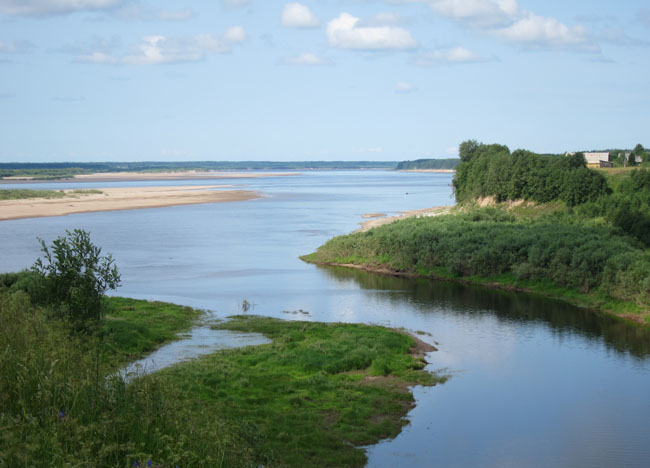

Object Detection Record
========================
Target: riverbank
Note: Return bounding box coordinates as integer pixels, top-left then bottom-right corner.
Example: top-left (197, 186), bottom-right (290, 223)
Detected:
top-left (0, 170), bottom-right (300, 183)
top-left (0, 285), bottom-right (445, 467)
top-left (304, 208), bottom-right (650, 327)
top-left (0, 185), bottom-right (259, 220)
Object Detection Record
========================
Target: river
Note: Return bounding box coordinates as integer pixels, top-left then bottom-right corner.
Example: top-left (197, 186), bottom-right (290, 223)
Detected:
top-left (1, 170), bottom-right (649, 468)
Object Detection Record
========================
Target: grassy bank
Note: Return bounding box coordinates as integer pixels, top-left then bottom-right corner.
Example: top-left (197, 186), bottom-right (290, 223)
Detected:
top-left (1, 285), bottom-right (443, 467)
top-left (158, 315), bottom-right (445, 467)
top-left (302, 208), bottom-right (650, 326)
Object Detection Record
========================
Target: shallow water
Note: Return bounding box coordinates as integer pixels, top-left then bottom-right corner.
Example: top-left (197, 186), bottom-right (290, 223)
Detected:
top-left (2, 170), bottom-right (649, 468)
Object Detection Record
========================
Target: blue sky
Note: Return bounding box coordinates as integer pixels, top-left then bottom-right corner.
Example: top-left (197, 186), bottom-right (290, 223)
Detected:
top-left (0, 0), bottom-right (648, 162)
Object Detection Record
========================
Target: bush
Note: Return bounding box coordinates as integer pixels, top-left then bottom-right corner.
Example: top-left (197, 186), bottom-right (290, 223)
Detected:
top-left (32, 229), bottom-right (121, 331)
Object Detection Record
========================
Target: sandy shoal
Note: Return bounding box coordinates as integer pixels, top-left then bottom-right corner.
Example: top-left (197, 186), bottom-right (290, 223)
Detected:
top-left (399, 169), bottom-right (456, 173)
top-left (357, 206), bottom-right (453, 232)
top-left (2, 171), bottom-right (300, 183)
top-left (0, 185), bottom-right (259, 221)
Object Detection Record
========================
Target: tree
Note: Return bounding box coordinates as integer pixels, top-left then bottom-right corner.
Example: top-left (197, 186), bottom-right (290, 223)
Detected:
top-left (564, 152), bottom-right (587, 169)
top-left (33, 229), bottom-right (120, 330)
top-left (459, 140), bottom-right (480, 163)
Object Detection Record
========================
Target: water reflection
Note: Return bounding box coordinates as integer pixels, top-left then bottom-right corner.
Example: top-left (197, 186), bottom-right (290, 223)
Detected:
top-left (320, 265), bottom-right (650, 359)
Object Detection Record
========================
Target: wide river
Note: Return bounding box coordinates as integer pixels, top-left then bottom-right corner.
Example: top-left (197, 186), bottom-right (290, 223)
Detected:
top-left (2, 171), bottom-right (649, 467)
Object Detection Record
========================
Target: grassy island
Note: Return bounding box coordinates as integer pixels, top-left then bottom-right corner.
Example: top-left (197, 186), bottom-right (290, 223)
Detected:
top-left (304, 141), bottom-right (650, 326)
top-left (1, 271), bottom-right (443, 467)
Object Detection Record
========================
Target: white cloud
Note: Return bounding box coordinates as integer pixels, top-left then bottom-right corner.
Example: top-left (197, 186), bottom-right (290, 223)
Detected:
top-left (327, 12), bottom-right (417, 50)
top-left (394, 81), bottom-right (417, 93)
top-left (429, 0), bottom-right (520, 27)
top-left (282, 52), bottom-right (328, 65)
top-left (223, 26), bottom-right (247, 43)
top-left (358, 12), bottom-right (404, 27)
top-left (282, 3), bottom-right (320, 28)
top-left (0, 0), bottom-right (122, 16)
top-left (76, 28), bottom-right (248, 65)
top-left (417, 46), bottom-right (486, 65)
top-left (492, 12), bottom-right (593, 50)
top-left (0, 40), bottom-right (33, 54)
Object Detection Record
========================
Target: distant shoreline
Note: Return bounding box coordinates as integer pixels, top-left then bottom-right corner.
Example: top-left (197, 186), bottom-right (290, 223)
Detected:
top-left (0, 171), bottom-right (299, 184)
top-left (0, 185), bottom-right (259, 221)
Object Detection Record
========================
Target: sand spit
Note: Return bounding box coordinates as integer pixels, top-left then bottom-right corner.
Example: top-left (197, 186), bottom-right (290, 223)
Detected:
top-left (357, 206), bottom-right (453, 232)
top-left (0, 185), bottom-right (259, 221)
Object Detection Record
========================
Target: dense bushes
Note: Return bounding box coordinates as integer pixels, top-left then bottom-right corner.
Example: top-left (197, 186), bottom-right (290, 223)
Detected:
top-left (307, 209), bottom-right (650, 307)
top-left (575, 168), bottom-right (650, 246)
top-left (453, 141), bottom-right (609, 206)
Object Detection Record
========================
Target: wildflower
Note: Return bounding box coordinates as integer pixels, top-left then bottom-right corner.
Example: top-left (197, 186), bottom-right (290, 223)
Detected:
top-left (58, 410), bottom-right (65, 420)
top-left (132, 461), bottom-right (140, 467)
top-left (147, 461), bottom-right (152, 467)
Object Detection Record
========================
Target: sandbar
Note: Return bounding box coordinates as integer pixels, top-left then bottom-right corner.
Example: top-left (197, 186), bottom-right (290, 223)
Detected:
top-left (357, 206), bottom-right (452, 232)
top-left (0, 185), bottom-right (259, 221)
top-left (399, 169), bottom-right (456, 173)
top-left (1, 171), bottom-right (299, 184)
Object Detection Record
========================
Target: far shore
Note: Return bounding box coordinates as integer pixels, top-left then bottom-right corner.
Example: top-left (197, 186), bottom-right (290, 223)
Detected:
top-left (0, 170), bottom-right (300, 184)
top-left (0, 185), bottom-right (259, 221)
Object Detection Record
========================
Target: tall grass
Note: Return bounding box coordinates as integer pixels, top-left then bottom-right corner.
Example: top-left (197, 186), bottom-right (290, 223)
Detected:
top-left (0, 290), bottom-right (257, 467)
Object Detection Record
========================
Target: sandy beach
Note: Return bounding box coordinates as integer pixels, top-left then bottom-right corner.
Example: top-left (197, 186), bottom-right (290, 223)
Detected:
top-left (1, 171), bottom-right (300, 184)
top-left (357, 206), bottom-right (452, 232)
top-left (0, 185), bottom-right (259, 221)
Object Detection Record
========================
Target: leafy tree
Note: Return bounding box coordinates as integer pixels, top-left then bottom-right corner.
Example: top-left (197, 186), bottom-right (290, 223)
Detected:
top-left (32, 229), bottom-right (120, 330)
top-left (459, 140), bottom-right (480, 162)
top-left (564, 152), bottom-right (586, 169)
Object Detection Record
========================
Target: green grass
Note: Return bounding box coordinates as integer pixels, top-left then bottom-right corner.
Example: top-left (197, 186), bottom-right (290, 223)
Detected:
top-left (0, 188), bottom-right (102, 200)
top-left (102, 296), bottom-right (203, 366)
top-left (156, 315), bottom-right (445, 468)
top-left (1, 287), bottom-right (444, 467)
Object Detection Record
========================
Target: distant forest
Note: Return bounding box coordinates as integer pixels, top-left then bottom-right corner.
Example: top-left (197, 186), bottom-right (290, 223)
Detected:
top-left (0, 161), bottom-right (398, 178)
top-left (395, 159), bottom-right (460, 170)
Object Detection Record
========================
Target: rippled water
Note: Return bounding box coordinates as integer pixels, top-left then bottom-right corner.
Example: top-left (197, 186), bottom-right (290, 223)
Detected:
top-left (2, 171), bottom-right (649, 468)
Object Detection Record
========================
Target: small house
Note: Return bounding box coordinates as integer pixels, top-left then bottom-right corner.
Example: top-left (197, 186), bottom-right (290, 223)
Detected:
top-left (583, 152), bottom-right (610, 168)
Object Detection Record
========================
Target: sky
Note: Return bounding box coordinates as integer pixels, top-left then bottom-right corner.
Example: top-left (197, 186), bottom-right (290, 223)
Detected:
top-left (0, 0), bottom-right (648, 162)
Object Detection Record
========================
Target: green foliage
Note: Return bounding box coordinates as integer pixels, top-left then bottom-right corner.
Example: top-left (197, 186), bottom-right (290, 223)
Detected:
top-left (0, 290), bottom-right (257, 468)
top-left (102, 297), bottom-right (202, 366)
top-left (32, 229), bottom-right (121, 331)
top-left (163, 316), bottom-right (444, 467)
top-left (395, 158), bottom-right (460, 170)
top-left (306, 208), bottom-right (650, 308)
top-left (452, 140), bottom-right (609, 206)
top-left (0, 286), bottom-right (443, 468)
top-left (575, 168), bottom-right (650, 246)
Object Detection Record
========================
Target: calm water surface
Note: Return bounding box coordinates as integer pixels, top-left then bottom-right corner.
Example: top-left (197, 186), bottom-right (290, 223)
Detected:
top-left (1, 171), bottom-right (649, 468)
